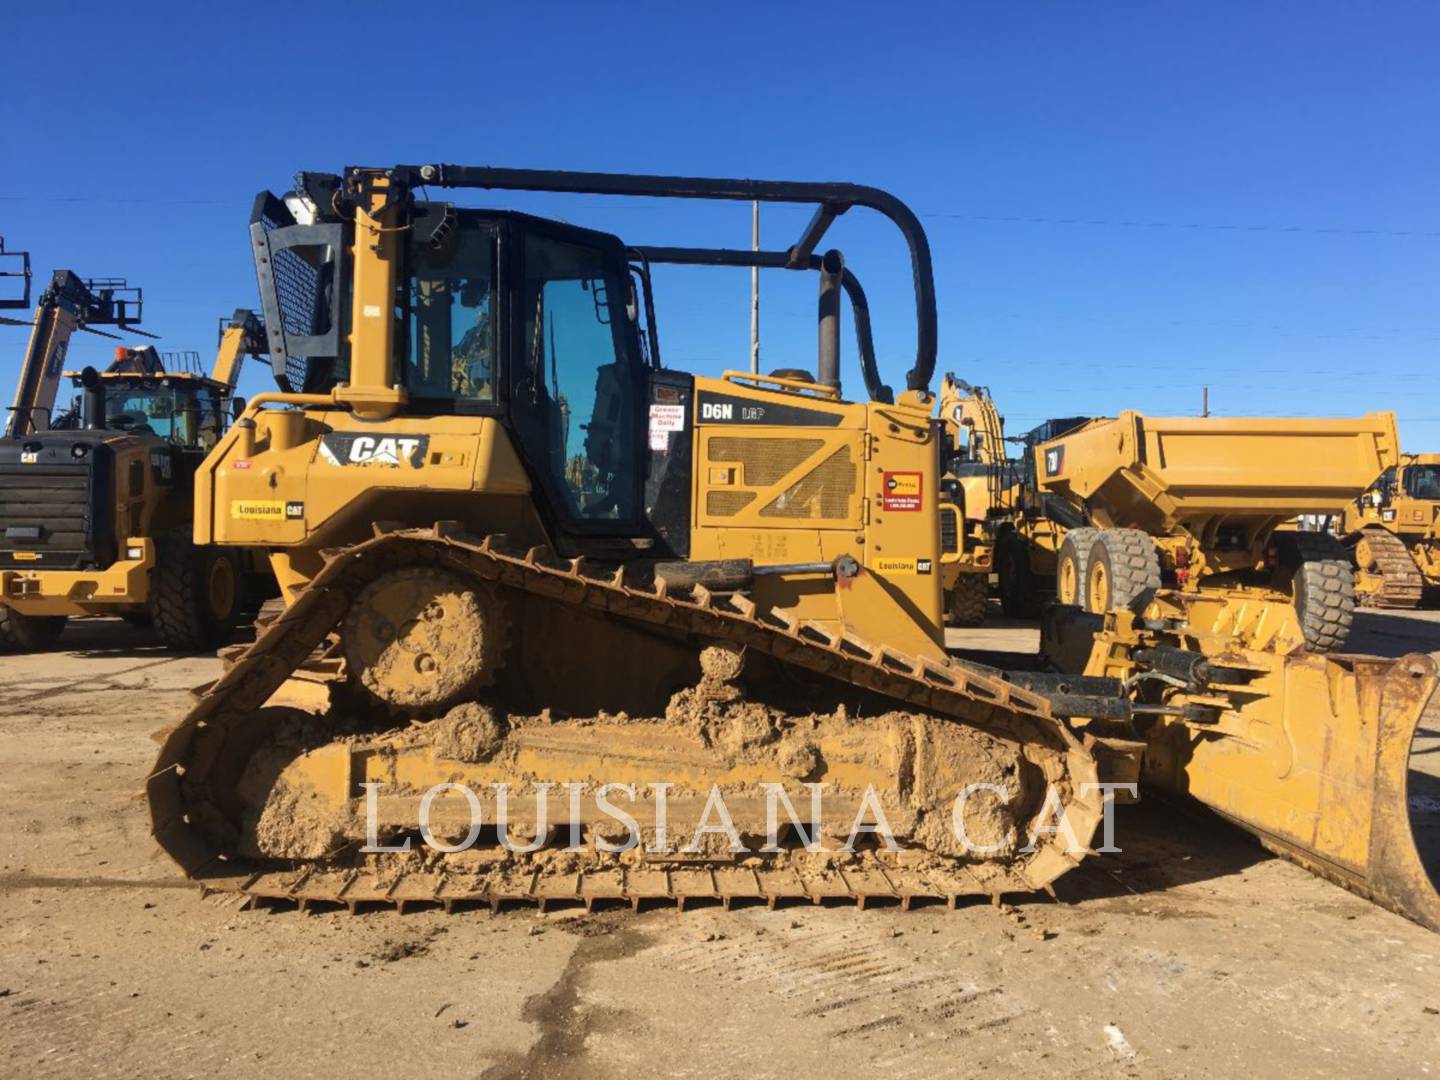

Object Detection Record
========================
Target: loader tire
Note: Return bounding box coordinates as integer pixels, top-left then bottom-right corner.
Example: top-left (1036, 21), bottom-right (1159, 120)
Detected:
top-left (946, 572), bottom-right (989, 627)
top-left (1055, 527), bottom-right (1099, 609)
top-left (1281, 532), bottom-right (1355, 652)
top-left (997, 528), bottom-right (1042, 618)
top-left (0, 606), bottom-right (67, 652)
top-left (1086, 529), bottom-right (1161, 614)
top-left (151, 531), bottom-right (243, 652)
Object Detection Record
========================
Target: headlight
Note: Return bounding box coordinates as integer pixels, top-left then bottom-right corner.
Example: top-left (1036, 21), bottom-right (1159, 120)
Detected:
top-left (126, 546), bottom-right (144, 560)
top-left (71, 444), bottom-right (89, 459)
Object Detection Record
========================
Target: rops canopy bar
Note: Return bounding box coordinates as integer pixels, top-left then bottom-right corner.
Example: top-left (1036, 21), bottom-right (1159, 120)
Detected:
top-left (379, 165), bottom-right (938, 395)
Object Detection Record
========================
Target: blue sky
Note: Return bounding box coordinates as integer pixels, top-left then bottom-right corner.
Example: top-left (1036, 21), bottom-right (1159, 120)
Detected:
top-left (2, 1), bottom-right (1436, 446)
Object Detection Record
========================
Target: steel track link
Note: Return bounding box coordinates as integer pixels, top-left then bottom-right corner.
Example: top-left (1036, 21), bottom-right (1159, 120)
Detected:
top-left (147, 525), bottom-right (1112, 913)
top-left (1355, 528), bottom-right (1425, 609)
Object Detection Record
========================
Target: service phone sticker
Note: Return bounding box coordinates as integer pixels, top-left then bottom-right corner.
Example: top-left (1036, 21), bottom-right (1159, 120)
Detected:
top-left (881, 470), bottom-right (923, 511)
top-left (648, 403), bottom-right (685, 451)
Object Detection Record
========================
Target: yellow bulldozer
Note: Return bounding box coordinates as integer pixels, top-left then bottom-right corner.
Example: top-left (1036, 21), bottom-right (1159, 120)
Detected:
top-left (1341, 453), bottom-right (1440, 608)
top-left (146, 165), bottom-right (1438, 931)
top-left (0, 287), bottom-right (275, 651)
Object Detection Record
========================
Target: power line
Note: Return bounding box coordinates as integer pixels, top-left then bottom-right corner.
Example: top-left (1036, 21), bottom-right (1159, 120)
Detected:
top-left (922, 212), bottom-right (1440, 239)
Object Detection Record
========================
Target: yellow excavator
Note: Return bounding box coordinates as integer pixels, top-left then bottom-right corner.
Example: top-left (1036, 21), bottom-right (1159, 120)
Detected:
top-left (0, 297), bottom-right (274, 650)
top-left (1342, 454), bottom-right (1440, 608)
top-left (146, 166), bottom-right (1438, 931)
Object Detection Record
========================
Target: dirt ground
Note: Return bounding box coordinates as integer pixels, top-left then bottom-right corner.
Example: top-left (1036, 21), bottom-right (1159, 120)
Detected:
top-left (2, 609), bottom-right (1439, 1079)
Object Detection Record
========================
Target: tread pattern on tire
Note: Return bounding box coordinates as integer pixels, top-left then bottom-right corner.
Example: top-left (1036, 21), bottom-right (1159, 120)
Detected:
top-left (1057, 526), bottom-right (1099, 608)
top-left (946, 572), bottom-right (989, 627)
top-left (1286, 531), bottom-right (1355, 652)
top-left (1088, 528), bottom-right (1161, 612)
top-left (151, 531), bottom-right (240, 652)
top-left (0, 605), bottom-right (66, 652)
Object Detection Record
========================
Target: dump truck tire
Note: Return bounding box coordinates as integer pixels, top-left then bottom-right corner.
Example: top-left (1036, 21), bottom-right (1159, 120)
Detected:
top-left (0, 607), bottom-right (66, 652)
top-left (152, 532), bottom-right (243, 652)
top-left (997, 528), bottom-right (1042, 617)
top-left (1056, 527), bottom-right (1099, 608)
top-left (946, 572), bottom-right (989, 627)
top-left (1282, 532), bottom-right (1355, 652)
top-left (1086, 529), bottom-right (1161, 613)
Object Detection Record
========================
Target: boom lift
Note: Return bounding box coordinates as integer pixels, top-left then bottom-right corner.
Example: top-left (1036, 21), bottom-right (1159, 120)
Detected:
top-left (146, 166), bottom-right (1437, 930)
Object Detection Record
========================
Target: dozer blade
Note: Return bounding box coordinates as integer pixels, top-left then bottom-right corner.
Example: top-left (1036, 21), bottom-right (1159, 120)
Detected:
top-left (147, 528), bottom-right (1136, 913)
top-left (1143, 648), bottom-right (1440, 931)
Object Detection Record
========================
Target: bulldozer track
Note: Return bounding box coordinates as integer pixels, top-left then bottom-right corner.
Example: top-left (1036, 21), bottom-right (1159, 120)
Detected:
top-left (148, 525), bottom-right (1115, 913)
top-left (1353, 527), bottom-right (1424, 609)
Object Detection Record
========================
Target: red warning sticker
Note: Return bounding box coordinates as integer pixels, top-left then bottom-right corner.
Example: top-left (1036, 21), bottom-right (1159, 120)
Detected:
top-left (881, 470), bottom-right (923, 511)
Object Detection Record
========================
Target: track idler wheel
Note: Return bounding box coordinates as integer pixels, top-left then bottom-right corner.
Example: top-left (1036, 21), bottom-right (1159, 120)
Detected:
top-left (342, 566), bottom-right (507, 711)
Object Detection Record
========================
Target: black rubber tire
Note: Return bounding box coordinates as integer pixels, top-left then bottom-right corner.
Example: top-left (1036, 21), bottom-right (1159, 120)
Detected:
top-left (0, 606), bottom-right (67, 652)
top-left (946, 573), bottom-right (989, 627)
top-left (1280, 532), bottom-right (1355, 652)
top-left (1086, 529), bottom-right (1161, 613)
top-left (1055, 527), bottom-right (1099, 609)
top-left (151, 531), bottom-right (243, 652)
top-left (997, 528), bottom-right (1042, 618)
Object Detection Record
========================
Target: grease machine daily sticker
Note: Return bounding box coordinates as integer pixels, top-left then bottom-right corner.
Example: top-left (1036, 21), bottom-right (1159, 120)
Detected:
top-left (648, 403), bottom-right (686, 451)
top-left (881, 470), bottom-right (923, 511)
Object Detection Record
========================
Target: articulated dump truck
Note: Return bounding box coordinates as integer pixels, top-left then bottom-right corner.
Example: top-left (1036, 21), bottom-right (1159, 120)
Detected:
top-left (1005, 411), bottom-right (1399, 654)
top-left (147, 166), bottom-right (1439, 929)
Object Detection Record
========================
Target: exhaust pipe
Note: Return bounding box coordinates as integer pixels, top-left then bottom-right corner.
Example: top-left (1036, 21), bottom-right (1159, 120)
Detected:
top-left (817, 248), bottom-right (843, 394)
top-left (79, 366), bottom-right (105, 430)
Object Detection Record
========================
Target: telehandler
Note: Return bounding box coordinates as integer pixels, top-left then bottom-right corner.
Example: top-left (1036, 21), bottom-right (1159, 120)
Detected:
top-left (147, 166), bottom-right (1438, 930)
top-left (0, 302), bottom-right (274, 650)
top-left (1342, 454), bottom-right (1440, 608)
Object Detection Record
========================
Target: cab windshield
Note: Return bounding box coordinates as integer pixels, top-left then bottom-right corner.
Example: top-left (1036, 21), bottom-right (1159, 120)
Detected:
top-left (1405, 465), bottom-right (1440, 501)
top-left (102, 384), bottom-right (223, 448)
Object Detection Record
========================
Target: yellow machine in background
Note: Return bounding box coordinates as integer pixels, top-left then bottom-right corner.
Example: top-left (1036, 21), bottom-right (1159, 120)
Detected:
top-left (0, 309), bottom-right (274, 650)
top-left (936, 374), bottom-right (1012, 626)
top-left (1342, 453), bottom-right (1440, 608)
top-left (996, 410), bottom-right (1398, 653)
top-left (147, 165), bottom-right (1437, 931)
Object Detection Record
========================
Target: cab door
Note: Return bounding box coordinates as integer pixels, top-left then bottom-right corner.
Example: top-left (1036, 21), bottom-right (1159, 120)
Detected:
top-left (508, 225), bottom-right (645, 538)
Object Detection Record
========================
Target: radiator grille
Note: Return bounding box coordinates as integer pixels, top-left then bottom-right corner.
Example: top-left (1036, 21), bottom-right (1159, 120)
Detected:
top-left (939, 505), bottom-right (960, 554)
top-left (705, 491), bottom-right (757, 517)
top-left (758, 445), bottom-right (856, 520)
top-left (709, 437), bottom-right (823, 486)
top-left (0, 465), bottom-right (94, 567)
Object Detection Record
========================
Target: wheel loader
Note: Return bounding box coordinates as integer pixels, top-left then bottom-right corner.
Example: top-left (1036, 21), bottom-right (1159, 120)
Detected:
top-left (0, 300), bottom-right (275, 650)
top-left (1341, 454), bottom-right (1440, 608)
top-left (147, 165), bottom-right (1438, 931)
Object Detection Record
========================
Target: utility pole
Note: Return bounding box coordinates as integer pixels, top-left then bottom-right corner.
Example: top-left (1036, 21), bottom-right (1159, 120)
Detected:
top-left (749, 200), bottom-right (760, 373)
top-left (1202, 385), bottom-right (1210, 417)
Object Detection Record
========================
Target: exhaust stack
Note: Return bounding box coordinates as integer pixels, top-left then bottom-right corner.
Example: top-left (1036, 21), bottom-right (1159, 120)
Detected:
top-left (79, 366), bottom-right (105, 430)
top-left (817, 249), bottom-right (843, 394)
